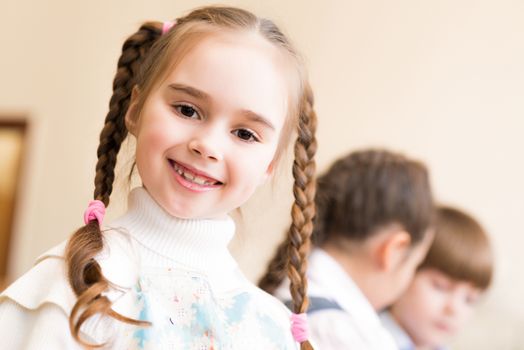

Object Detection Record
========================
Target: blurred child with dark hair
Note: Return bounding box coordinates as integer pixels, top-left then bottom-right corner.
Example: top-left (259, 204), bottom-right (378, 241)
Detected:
top-left (260, 149), bottom-right (435, 349)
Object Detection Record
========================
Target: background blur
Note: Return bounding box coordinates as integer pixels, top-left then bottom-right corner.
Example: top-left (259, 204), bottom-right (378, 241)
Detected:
top-left (1, 0), bottom-right (523, 348)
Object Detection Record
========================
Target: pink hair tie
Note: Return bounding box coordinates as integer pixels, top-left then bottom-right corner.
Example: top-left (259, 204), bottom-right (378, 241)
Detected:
top-left (84, 200), bottom-right (106, 227)
top-left (162, 20), bottom-right (176, 35)
top-left (291, 313), bottom-right (309, 343)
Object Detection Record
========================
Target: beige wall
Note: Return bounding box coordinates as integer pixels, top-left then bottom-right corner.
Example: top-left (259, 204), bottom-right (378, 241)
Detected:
top-left (1, 0), bottom-right (523, 348)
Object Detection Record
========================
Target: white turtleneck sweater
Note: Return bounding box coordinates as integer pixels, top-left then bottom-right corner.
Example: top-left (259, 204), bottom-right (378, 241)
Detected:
top-left (0, 187), bottom-right (298, 350)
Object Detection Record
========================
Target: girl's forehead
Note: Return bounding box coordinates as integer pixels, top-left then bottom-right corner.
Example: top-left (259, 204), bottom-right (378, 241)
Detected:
top-left (161, 32), bottom-right (290, 128)
top-left (419, 268), bottom-right (479, 290)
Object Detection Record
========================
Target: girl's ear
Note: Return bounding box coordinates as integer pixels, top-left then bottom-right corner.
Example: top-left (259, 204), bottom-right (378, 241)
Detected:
top-left (377, 229), bottom-right (411, 272)
top-left (125, 86), bottom-right (141, 136)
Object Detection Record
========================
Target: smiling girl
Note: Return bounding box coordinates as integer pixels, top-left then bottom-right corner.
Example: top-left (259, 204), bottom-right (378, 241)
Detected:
top-left (0, 6), bottom-right (317, 349)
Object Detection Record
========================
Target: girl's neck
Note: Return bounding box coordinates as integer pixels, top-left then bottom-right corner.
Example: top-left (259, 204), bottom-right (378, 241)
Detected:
top-left (321, 240), bottom-right (383, 310)
top-left (109, 187), bottom-right (237, 273)
top-left (415, 345), bottom-right (434, 350)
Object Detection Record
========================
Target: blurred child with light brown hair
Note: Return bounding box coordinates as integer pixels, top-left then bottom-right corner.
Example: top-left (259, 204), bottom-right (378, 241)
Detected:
top-left (381, 205), bottom-right (494, 350)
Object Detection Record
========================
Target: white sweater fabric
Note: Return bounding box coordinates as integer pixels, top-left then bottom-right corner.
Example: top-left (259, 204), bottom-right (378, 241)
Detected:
top-left (275, 248), bottom-right (398, 350)
top-left (0, 187), bottom-right (298, 350)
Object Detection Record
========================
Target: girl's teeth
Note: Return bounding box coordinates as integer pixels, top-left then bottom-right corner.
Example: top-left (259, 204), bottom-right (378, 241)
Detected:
top-left (173, 162), bottom-right (217, 186)
top-left (192, 176), bottom-right (208, 185)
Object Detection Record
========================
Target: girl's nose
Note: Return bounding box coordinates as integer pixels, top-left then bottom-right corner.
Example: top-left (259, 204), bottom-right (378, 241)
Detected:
top-left (188, 133), bottom-right (223, 162)
top-left (444, 294), bottom-right (462, 316)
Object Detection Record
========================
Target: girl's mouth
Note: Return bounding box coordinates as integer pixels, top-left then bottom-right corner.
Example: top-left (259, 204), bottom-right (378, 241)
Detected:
top-left (434, 321), bottom-right (452, 333)
top-left (168, 160), bottom-right (223, 191)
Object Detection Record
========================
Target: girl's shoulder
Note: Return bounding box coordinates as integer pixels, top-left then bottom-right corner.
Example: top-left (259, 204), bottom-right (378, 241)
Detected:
top-left (0, 241), bottom-right (75, 314)
top-left (237, 279), bottom-right (294, 328)
top-left (212, 282), bottom-right (298, 349)
top-left (250, 283), bottom-right (291, 311)
top-left (0, 226), bottom-right (139, 315)
top-left (0, 252), bottom-right (84, 349)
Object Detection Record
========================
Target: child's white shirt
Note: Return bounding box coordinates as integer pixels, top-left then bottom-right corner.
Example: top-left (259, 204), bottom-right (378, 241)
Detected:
top-left (380, 311), bottom-right (449, 350)
top-left (380, 311), bottom-right (417, 350)
top-left (275, 248), bottom-right (398, 350)
top-left (0, 187), bottom-right (298, 350)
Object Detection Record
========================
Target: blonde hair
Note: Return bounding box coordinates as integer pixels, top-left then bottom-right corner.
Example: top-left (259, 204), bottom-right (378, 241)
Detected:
top-left (65, 6), bottom-right (317, 349)
top-left (419, 206), bottom-right (494, 289)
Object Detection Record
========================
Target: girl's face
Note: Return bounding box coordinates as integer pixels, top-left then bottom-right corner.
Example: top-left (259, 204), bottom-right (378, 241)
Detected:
top-left (390, 268), bottom-right (482, 348)
top-left (127, 32), bottom-right (289, 219)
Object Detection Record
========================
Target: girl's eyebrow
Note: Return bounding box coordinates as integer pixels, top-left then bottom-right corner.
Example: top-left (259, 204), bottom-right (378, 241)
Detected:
top-left (169, 83), bottom-right (276, 132)
top-left (168, 83), bottom-right (210, 101)
top-left (241, 110), bottom-right (276, 131)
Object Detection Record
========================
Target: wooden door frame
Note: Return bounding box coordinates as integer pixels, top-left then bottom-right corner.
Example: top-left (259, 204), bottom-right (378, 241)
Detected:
top-left (0, 118), bottom-right (28, 288)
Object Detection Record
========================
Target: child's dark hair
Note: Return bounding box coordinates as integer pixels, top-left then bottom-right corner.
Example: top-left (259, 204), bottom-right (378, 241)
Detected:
top-left (259, 149), bottom-right (434, 293)
top-left (65, 6), bottom-right (317, 350)
top-left (419, 206), bottom-right (493, 289)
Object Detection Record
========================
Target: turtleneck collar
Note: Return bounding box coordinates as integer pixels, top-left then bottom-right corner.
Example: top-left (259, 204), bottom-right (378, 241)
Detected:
top-left (107, 187), bottom-right (237, 273)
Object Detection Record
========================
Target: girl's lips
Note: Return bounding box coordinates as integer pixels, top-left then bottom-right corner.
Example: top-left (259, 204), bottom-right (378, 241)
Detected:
top-left (168, 159), bottom-right (223, 193)
top-left (434, 321), bottom-right (452, 333)
top-left (169, 159), bottom-right (223, 184)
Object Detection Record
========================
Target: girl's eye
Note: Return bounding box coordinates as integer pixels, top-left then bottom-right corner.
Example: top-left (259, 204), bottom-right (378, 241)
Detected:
top-left (464, 290), bottom-right (481, 305)
top-left (174, 104), bottom-right (200, 119)
top-left (432, 278), bottom-right (450, 292)
top-left (465, 295), bottom-right (477, 305)
top-left (232, 129), bottom-right (259, 142)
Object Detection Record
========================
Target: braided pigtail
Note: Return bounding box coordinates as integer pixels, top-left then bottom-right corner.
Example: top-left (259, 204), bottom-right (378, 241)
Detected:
top-left (65, 22), bottom-right (163, 347)
top-left (258, 86), bottom-right (317, 349)
top-left (258, 156), bottom-right (336, 297)
top-left (286, 85), bottom-right (317, 350)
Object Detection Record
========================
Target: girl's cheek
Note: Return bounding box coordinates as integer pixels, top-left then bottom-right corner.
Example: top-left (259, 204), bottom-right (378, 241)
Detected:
top-left (420, 281), bottom-right (447, 313)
